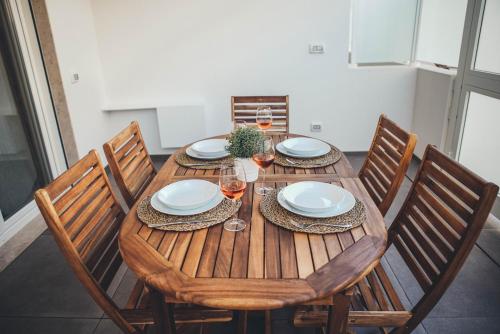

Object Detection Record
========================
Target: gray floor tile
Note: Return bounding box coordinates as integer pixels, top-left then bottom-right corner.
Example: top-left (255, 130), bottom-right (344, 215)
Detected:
top-left (406, 156), bottom-right (421, 182)
top-left (477, 229), bottom-right (500, 266)
top-left (484, 214), bottom-right (500, 230)
top-left (0, 317), bottom-right (99, 334)
top-left (384, 176), bottom-right (412, 225)
top-left (423, 317), bottom-right (500, 334)
top-left (0, 235), bottom-right (103, 318)
top-left (345, 152), bottom-right (366, 174)
top-left (386, 245), bottom-right (500, 318)
top-left (92, 319), bottom-right (123, 334)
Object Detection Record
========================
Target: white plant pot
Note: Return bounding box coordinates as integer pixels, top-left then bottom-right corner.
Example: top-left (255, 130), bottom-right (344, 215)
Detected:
top-left (236, 158), bottom-right (259, 182)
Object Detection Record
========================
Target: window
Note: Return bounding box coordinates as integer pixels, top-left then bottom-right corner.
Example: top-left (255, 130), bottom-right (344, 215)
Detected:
top-left (350, 0), bottom-right (419, 65)
top-left (416, 0), bottom-right (468, 68)
top-left (350, 0), bottom-right (468, 68)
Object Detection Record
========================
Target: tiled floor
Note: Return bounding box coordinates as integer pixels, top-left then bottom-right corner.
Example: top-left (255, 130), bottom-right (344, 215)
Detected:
top-left (0, 154), bottom-right (499, 334)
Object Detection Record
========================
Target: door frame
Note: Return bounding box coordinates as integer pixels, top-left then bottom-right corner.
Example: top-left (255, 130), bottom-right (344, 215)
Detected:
top-left (0, 0), bottom-right (67, 247)
top-left (446, 0), bottom-right (500, 216)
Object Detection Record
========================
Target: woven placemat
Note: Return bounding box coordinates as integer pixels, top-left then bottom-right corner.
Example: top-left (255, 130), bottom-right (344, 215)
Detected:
top-left (137, 196), bottom-right (241, 231)
top-left (175, 151), bottom-right (234, 170)
top-left (274, 145), bottom-right (342, 168)
top-left (259, 190), bottom-right (366, 234)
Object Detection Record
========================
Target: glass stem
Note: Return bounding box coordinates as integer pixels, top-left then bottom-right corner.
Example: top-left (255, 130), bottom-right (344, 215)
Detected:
top-left (262, 167), bottom-right (266, 187)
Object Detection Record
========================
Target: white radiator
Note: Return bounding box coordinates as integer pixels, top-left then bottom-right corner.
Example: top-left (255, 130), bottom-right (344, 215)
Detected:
top-left (156, 105), bottom-right (206, 148)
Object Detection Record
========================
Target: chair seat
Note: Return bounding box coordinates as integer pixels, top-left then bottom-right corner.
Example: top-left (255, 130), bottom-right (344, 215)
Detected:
top-left (120, 279), bottom-right (233, 326)
top-left (294, 263), bottom-right (413, 328)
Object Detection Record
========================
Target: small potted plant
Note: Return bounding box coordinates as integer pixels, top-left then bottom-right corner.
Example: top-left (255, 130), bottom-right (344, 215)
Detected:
top-left (226, 126), bottom-right (263, 182)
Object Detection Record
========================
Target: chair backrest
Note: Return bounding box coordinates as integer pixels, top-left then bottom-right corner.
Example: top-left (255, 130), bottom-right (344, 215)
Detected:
top-left (103, 121), bottom-right (156, 208)
top-left (231, 95), bottom-right (289, 133)
top-left (388, 145), bottom-right (498, 333)
top-left (34, 150), bottom-right (136, 334)
top-left (359, 115), bottom-right (417, 216)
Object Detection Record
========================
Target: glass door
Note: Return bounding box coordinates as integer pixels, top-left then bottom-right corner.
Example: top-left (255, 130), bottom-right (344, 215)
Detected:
top-left (0, 2), bottom-right (51, 220)
top-left (447, 0), bottom-right (500, 215)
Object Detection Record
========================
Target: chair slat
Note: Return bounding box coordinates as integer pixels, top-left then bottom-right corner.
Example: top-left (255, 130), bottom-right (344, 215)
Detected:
top-left (421, 173), bottom-right (472, 221)
top-left (393, 235), bottom-right (432, 291)
top-left (401, 215), bottom-right (447, 271)
top-left (415, 184), bottom-right (466, 235)
top-left (54, 168), bottom-right (102, 214)
top-left (423, 160), bottom-right (478, 208)
top-left (61, 178), bottom-right (107, 228)
top-left (373, 264), bottom-right (405, 311)
top-left (406, 204), bottom-right (454, 260)
top-left (233, 96), bottom-right (287, 103)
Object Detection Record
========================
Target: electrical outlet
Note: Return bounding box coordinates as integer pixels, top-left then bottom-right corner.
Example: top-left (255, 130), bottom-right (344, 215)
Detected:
top-left (309, 43), bottom-right (325, 54)
top-left (311, 122), bottom-right (322, 132)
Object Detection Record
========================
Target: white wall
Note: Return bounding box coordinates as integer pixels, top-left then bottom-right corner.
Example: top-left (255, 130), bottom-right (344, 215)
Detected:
top-left (411, 67), bottom-right (455, 158)
top-left (45, 0), bottom-right (108, 158)
top-left (45, 0), bottom-right (417, 154)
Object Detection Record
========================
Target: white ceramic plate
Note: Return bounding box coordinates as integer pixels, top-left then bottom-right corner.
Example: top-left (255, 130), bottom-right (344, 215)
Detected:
top-left (190, 139), bottom-right (229, 157)
top-left (282, 137), bottom-right (330, 156)
top-left (276, 142), bottom-right (331, 158)
top-left (282, 181), bottom-right (348, 213)
top-left (156, 179), bottom-right (218, 210)
top-left (186, 146), bottom-right (230, 160)
top-left (151, 191), bottom-right (224, 216)
top-left (277, 186), bottom-right (355, 218)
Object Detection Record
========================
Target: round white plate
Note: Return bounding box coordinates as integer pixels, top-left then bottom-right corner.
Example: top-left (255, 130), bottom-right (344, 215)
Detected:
top-left (186, 146), bottom-right (230, 160)
top-left (151, 191), bottom-right (224, 216)
top-left (282, 181), bottom-right (348, 213)
top-left (190, 139), bottom-right (229, 157)
top-left (276, 142), bottom-right (330, 158)
top-left (282, 137), bottom-right (330, 156)
top-left (156, 179), bottom-right (218, 210)
top-left (277, 187), bottom-right (355, 218)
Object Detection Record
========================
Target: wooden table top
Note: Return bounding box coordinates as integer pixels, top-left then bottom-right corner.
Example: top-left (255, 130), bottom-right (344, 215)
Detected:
top-left (119, 134), bottom-right (387, 310)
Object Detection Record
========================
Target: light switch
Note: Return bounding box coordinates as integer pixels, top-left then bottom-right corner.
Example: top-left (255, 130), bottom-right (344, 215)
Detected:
top-left (71, 72), bottom-right (80, 84)
top-left (309, 44), bottom-right (325, 54)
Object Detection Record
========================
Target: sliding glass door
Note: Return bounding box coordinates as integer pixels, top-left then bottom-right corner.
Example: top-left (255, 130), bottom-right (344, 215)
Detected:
top-left (448, 0), bottom-right (500, 215)
top-left (0, 2), bottom-right (51, 220)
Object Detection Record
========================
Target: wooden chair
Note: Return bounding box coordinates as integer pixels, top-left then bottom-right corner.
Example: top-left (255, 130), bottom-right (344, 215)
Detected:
top-left (359, 115), bottom-right (417, 216)
top-left (103, 121), bottom-right (157, 208)
top-left (231, 95), bottom-right (289, 132)
top-left (294, 145), bottom-right (499, 333)
top-left (35, 150), bottom-right (233, 334)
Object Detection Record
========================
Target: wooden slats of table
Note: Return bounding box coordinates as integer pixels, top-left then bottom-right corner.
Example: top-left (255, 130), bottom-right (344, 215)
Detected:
top-left (119, 134), bottom-right (387, 311)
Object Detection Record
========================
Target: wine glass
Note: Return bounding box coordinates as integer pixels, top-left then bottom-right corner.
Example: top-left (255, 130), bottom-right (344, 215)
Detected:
top-left (256, 106), bottom-right (272, 133)
top-left (219, 162), bottom-right (247, 231)
top-left (252, 136), bottom-right (275, 195)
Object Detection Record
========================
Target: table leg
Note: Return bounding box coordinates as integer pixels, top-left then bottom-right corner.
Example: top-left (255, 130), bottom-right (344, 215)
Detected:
top-left (326, 289), bottom-right (353, 334)
top-left (264, 310), bottom-right (272, 334)
top-left (151, 288), bottom-right (176, 334)
top-left (236, 311), bottom-right (248, 334)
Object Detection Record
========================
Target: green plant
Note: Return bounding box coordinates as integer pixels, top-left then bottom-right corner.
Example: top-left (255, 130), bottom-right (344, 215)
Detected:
top-left (226, 126), bottom-right (263, 158)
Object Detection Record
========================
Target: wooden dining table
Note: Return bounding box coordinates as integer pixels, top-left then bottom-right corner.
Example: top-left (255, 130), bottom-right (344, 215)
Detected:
top-left (119, 134), bottom-right (388, 334)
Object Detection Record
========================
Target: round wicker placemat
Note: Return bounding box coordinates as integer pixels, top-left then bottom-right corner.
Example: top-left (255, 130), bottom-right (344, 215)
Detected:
top-left (137, 196), bottom-right (241, 231)
top-left (259, 190), bottom-right (366, 234)
top-left (274, 145), bottom-right (342, 168)
top-left (175, 151), bottom-right (234, 170)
